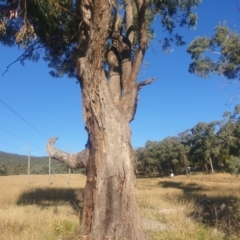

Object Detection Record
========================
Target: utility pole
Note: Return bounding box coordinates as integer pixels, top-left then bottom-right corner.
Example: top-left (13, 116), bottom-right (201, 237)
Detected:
top-left (27, 143), bottom-right (31, 185)
top-left (68, 143), bottom-right (71, 186)
top-left (49, 157), bottom-right (52, 186)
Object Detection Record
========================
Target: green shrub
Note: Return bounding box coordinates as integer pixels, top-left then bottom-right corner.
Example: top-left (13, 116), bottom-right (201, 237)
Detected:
top-left (226, 156), bottom-right (240, 176)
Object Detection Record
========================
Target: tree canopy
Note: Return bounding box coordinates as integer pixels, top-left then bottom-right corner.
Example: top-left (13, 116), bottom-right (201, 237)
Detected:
top-left (0, 0), bottom-right (201, 78)
top-left (187, 24), bottom-right (240, 80)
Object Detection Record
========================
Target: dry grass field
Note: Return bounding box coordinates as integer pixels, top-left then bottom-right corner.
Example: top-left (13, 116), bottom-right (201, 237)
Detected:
top-left (0, 173), bottom-right (240, 240)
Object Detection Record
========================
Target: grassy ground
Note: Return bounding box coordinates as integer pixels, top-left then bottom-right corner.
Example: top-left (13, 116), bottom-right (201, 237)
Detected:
top-left (0, 173), bottom-right (239, 239)
top-left (137, 174), bottom-right (240, 240)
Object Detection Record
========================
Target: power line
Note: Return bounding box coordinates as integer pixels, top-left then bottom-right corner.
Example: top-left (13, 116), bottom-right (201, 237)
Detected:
top-left (0, 98), bottom-right (48, 139)
top-left (0, 140), bottom-right (20, 149)
top-left (0, 139), bottom-right (46, 156)
top-left (0, 126), bottom-right (28, 143)
top-left (0, 126), bottom-right (42, 149)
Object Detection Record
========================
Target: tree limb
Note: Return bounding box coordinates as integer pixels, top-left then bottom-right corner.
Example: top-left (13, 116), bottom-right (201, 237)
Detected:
top-left (132, 0), bottom-right (150, 76)
top-left (122, 0), bottom-right (150, 121)
top-left (108, 47), bottom-right (121, 105)
top-left (46, 0), bottom-right (82, 21)
top-left (2, 42), bottom-right (38, 76)
top-left (137, 78), bottom-right (157, 90)
top-left (121, 0), bottom-right (134, 90)
top-left (46, 137), bottom-right (89, 169)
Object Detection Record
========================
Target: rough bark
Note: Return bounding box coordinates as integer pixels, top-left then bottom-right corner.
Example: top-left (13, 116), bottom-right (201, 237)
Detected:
top-left (80, 75), bottom-right (149, 239)
top-left (46, 0), bottom-right (153, 239)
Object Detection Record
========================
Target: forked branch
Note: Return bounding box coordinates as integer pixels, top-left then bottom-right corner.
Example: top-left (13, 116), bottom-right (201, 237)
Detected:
top-left (46, 137), bottom-right (89, 169)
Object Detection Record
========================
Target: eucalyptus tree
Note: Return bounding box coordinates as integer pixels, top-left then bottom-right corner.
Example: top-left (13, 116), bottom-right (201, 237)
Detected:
top-left (226, 104), bottom-right (240, 156)
top-left (157, 137), bottom-right (189, 174)
top-left (188, 122), bottom-right (218, 173)
top-left (142, 137), bottom-right (190, 175)
top-left (172, 140), bottom-right (190, 174)
top-left (227, 155), bottom-right (240, 176)
top-left (134, 146), bottom-right (148, 174)
top-left (212, 105), bottom-right (240, 162)
top-left (0, 0), bottom-right (201, 239)
top-left (144, 139), bottom-right (173, 175)
top-left (215, 111), bottom-right (236, 163)
top-left (216, 105), bottom-right (240, 172)
top-left (187, 24), bottom-right (240, 80)
top-left (0, 163), bottom-right (7, 176)
top-left (187, 20), bottom-right (240, 170)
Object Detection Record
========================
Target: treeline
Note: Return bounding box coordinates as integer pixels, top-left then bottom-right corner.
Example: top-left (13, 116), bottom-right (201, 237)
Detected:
top-left (135, 104), bottom-right (240, 177)
top-left (2, 104), bottom-right (240, 177)
top-left (0, 151), bottom-right (85, 176)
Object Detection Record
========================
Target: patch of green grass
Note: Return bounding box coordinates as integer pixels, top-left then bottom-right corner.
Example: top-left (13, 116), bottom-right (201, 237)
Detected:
top-left (53, 220), bottom-right (79, 240)
top-left (148, 224), bottom-right (224, 240)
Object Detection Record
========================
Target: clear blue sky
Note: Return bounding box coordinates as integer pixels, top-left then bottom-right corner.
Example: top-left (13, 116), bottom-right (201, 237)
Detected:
top-left (1, 0), bottom-right (240, 157)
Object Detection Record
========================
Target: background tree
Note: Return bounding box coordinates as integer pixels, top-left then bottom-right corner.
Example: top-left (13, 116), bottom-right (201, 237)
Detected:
top-left (172, 139), bottom-right (190, 175)
top-left (144, 140), bottom-right (168, 175)
top-left (134, 147), bottom-right (148, 175)
top-left (226, 155), bottom-right (240, 176)
top-left (187, 15), bottom-right (240, 170)
top-left (187, 24), bottom-right (240, 80)
top-left (135, 137), bottom-right (190, 176)
top-left (134, 105), bottom-right (240, 177)
top-left (0, 163), bottom-right (7, 175)
top-left (0, 0), bottom-right (201, 239)
top-left (188, 121), bottom-right (218, 173)
top-left (216, 110), bottom-right (236, 164)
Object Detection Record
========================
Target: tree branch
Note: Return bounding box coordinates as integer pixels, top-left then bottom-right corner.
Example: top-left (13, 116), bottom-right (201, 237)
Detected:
top-left (108, 47), bottom-right (121, 105)
top-left (46, 137), bottom-right (89, 169)
top-left (2, 42), bottom-right (38, 76)
top-left (121, 0), bottom-right (134, 90)
top-left (129, 0), bottom-right (150, 78)
top-left (122, 0), bottom-right (150, 121)
top-left (47, 0), bottom-right (92, 27)
top-left (137, 78), bottom-right (157, 90)
top-left (46, 0), bottom-right (82, 21)
top-left (132, 0), bottom-right (150, 76)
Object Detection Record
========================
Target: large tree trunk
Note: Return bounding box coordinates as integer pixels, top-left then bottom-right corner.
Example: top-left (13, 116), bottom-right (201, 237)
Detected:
top-left (80, 77), bottom-right (148, 239)
top-left (47, 76), bottom-right (149, 239)
top-left (47, 77), bottom-right (149, 240)
top-left (47, 0), bottom-right (152, 238)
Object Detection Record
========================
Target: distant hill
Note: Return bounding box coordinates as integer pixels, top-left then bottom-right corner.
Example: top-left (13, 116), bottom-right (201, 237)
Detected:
top-left (0, 151), bottom-right (85, 176)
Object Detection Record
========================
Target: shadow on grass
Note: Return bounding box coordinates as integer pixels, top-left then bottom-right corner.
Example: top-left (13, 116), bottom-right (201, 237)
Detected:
top-left (158, 181), bottom-right (205, 192)
top-left (17, 188), bottom-right (84, 213)
top-left (158, 180), bottom-right (238, 204)
top-left (158, 180), bottom-right (240, 236)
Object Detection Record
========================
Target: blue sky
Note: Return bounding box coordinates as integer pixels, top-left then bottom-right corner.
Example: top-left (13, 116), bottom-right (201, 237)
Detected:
top-left (1, 0), bottom-right (240, 157)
